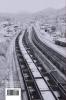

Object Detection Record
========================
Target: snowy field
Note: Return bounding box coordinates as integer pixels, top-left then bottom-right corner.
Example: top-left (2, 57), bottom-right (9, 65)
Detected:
top-left (0, 21), bottom-right (21, 100)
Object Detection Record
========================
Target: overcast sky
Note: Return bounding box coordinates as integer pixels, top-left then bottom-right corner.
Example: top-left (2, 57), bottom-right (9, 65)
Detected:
top-left (0, 0), bottom-right (65, 13)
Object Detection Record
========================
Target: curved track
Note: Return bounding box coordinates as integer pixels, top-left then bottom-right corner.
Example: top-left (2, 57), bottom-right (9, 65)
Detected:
top-left (23, 29), bottom-right (66, 99)
top-left (32, 27), bottom-right (66, 75)
top-left (15, 29), bottom-right (66, 100)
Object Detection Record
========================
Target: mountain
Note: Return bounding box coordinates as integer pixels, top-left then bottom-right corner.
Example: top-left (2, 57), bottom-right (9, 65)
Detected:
top-left (0, 7), bottom-right (65, 24)
top-left (32, 7), bottom-right (66, 21)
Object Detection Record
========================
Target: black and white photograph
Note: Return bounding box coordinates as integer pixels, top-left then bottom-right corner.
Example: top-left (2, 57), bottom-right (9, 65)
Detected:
top-left (0, 0), bottom-right (66, 100)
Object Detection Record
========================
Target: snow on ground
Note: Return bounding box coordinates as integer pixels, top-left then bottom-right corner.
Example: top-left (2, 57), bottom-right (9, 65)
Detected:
top-left (34, 25), bottom-right (66, 58)
top-left (56, 38), bottom-right (66, 43)
top-left (40, 30), bottom-right (54, 42)
top-left (0, 21), bottom-right (21, 100)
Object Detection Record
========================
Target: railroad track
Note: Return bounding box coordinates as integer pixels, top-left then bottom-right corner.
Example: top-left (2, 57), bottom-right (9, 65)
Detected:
top-left (22, 29), bottom-right (66, 100)
top-left (15, 32), bottom-right (45, 100)
top-left (15, 31), bottom-right (57, 100)
top-left (31, 27), bottom-right (66, 75)
top-left (15, 29), bottom-right (66, 100)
